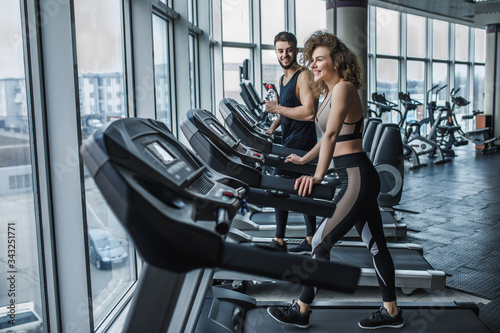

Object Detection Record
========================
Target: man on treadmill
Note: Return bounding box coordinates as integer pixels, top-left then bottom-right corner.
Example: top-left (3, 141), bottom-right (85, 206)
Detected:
top-left (265, 31), bottom-right (318, 254)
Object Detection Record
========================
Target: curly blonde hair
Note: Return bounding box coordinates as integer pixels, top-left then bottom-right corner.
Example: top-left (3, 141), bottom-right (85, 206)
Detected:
top-left (302, 30), bottom-right (363, 98)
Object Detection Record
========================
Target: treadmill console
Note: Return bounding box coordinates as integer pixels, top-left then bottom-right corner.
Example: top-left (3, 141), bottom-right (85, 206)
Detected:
top-left (82, 118), bottom-right (246, 225)
top-left (220, 98), bottom-right (273, 141)
top-left (189, 109), bottom-right (265, 168)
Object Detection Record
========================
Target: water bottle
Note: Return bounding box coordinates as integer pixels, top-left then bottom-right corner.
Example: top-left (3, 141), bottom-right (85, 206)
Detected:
top-left (266, 89), bottom-right (278, 121)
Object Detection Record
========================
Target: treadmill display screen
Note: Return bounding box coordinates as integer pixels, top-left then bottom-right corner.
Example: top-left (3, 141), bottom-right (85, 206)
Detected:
top-left (236, 105), bottom-right (250, 123)
top-left (147, 142), bottom-right (175, 164)
top-left (209, 123), bottom-right (225, 137)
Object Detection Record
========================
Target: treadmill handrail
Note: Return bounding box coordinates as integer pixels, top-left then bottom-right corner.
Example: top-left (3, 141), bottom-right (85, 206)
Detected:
top-left (246, 187), bottom-right (335, 217)
top-left (259, 174), bottom-right (334, 200)
top-left (219, 242), bottom-right (360, 293)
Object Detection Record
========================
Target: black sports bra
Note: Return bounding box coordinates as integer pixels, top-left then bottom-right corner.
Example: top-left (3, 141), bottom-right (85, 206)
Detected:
top-left (315, 95), bottom-right (363, 142)
top-left (337, 117), bottom-right (363, 142)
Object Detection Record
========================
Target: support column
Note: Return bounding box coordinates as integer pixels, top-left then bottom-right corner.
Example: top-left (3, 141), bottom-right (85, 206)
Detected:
top-left (485, 24), bottom-right (500, 138)
top-left (326, 0), bottom-right (368, 112)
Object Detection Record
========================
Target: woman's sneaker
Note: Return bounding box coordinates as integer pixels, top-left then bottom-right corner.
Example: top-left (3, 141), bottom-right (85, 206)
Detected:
top-left (267, 300), bottom-right (311, 328)
top-left (269, 239), bottom-right (287, 252)
top-left (288, 239), bottom-right (312, 254)
top-left (358, 307), bottom-right (404, 329)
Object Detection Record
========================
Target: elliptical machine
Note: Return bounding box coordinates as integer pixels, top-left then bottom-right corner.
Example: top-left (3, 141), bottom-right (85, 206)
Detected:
top-left (449, 91), bottom-right (500, 153)
top-left (434, 88), bottom-right (469, 156)
top-left (367, 92), bottom-right (427, 169)
top-left (399, 89), bottom-right (450, 165)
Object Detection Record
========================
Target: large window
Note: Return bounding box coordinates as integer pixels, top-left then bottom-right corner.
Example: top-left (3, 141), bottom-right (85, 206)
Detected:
top-left (74, 0), bottom-right (137, 326)
top-left (152, 15), bottom-right (172, 128)
top-left (455, 24), bottom-right (469, 62)
top-left (261, 0), bottom-right (285, 45)
top-left (220, 0), bottom-right (327, 106)
top-left (407, 14), bottom-right (426, 58)
top-left (432, 62), bottom-right (448, 103)
top-left (374, 7), bottom-right (400, 123)
top-left (189, 34), bottom-right (199, 109)
top-left (433, 20), bottom-right (449, 60)
top-left (376, 58), bottom-right (399, 122)
top-left (474, 65), bottom-right (485, 112)
top-left (262, 49), bottom-right (283, 93)
top-left (222, 0), bottom-right (250, 43)
top-left (0, 1), bottom-right (44, 330)
top-left (376, 8), bottom-right (399, 56)
top-left (188, 0), bottom-right (197, 25)
top-left (454, 63), bottom-right (469, 127)
top-left (223, 47), bottom-right (251, 101)
top-left (295, 0), bottom-right (326, 47)
top-left (475, 28), bottom-right (486, 63)
top-left (407, 60), bottom-right (425, 105)
top-left (369, 6), bottom-right (485, 129)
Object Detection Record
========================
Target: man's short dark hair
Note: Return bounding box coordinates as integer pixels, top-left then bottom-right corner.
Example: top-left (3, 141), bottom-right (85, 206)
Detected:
top-left (274, 31), bottom-right (297, 48)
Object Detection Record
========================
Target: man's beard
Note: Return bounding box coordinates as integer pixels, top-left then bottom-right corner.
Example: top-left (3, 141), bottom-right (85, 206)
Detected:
top-left (279, 54), bottom-right (297, 70)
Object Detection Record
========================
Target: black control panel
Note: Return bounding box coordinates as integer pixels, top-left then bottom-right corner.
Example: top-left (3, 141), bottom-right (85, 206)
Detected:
top-left (82, 118), bottom-right (247, 226)
top-left (190, 109), bottom-right (265, 168)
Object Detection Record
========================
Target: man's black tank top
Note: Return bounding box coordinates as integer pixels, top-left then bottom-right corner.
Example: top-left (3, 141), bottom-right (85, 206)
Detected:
top-left (279, 69), bottom-right (317, 150)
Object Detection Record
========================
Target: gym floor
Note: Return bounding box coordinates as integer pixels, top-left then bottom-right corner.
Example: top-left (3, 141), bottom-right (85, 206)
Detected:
top-left (246, 144), bottom-right (500, 332)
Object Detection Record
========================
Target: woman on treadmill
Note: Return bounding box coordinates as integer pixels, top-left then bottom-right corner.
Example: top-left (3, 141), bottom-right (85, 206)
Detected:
top-left (267, 30), bottom-right (404, 330)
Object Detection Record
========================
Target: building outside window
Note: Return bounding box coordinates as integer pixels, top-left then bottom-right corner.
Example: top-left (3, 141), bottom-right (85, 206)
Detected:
top-left (0, 1), bottom-right (44, 331)
top-left (74, 0), bottom-right (137, 327)
top-left (152, 14), bottom-right (172, 128)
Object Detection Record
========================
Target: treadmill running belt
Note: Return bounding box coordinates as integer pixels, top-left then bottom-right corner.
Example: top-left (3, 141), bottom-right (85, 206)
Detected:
top-left (243, 308), bottom-right (490, 332)
top-left (250, 211), bottom-right (322, 225)
top-left (250, 211), bottom-right (397, 226)
top-left (330, 247), bottom-right (432, 271)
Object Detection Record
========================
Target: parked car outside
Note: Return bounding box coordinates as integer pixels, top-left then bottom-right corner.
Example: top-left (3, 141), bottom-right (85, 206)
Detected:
top-left (88, 229), bottom-right (128, 270)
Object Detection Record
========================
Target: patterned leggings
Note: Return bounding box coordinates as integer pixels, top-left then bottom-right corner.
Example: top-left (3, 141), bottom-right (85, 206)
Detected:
top-left (299, 152), bottom-right (396, 303)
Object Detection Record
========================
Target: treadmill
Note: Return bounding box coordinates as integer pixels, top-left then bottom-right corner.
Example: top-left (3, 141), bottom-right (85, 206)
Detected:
top-left (80, 117), bottom-right (488, 333)
top-left (181, 109), bottom-right (446, 294)
top-left (218, 98), bottom-right (406, 238)
top-left (80, 117), bottom-right (360, 332)
top-left (182, 108), bottom-right (406, 240)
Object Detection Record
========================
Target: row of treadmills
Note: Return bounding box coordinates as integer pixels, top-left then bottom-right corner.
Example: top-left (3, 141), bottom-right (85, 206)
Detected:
top-left (80, 96), bottom-right (490, 331)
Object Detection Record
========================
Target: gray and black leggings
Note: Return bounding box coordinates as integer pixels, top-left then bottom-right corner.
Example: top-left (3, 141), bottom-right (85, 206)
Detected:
top-left (273, 168), bottom-right (317, 238)
top-left (299, 152), bottom-right (396, 304)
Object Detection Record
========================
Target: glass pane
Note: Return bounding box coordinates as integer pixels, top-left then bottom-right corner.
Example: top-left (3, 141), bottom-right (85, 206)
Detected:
top-left (475, 28), bottom-right (485, 63)
top-left (223, 47), bottom-right (251, 103)
top-left (406, 61), bottom-right (425, 122)
top-left (152, 15), bottom-right (172, 128)
top-left (376, 8), bottom-right (399, 56)
top-left (222, 0), bottom-right (250, 43)
top-left (295, 0), bottom-right (326, 48)
top-left (454, 64), bottom-right (469, 129)
top-left (454, 64), bottom-right (468, 99)
top-left (261, 0), bottom-right (285, 45)
top-left (74, 0), bottom-right (136, 326)
top-left (455, 24), bottom-right (469, 62)
top-left (474, 65), bottom-right (485, 111)
top-left (376, 58), bottom-right (399, 122)
top-left (433, 20), bottom-right (449, 59)
top-left (189, 34), bottom-right (197, 109)
top-left (262, 49), bottom-right (283, 97)
top-left (432, 62), bottom-right (448, 104)
top-left (0, 2), bottom-right (44, 331)
top-left (407, 14), bottom-right (426, 58)
top-left (188, 0), bottom-right (196, 24)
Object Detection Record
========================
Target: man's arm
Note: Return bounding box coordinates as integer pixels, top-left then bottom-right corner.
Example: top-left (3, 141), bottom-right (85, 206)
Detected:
top-left (265, 70), bottom-right (317, 121)
top-left (266, 115), bottom-right (281, 135)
